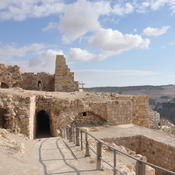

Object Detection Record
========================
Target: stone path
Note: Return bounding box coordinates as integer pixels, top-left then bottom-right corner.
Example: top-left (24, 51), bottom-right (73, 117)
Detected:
top-left (37, 137), bottom-right (110, 175)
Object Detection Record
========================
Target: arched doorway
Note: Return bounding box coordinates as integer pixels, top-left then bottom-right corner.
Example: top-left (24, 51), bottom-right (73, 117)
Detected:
top-left (38, 81), bottom-right (42, 88)
top-left (1, 82), bottom-right (9, 89)
top-left (36, 110), bottom-right (50, 138)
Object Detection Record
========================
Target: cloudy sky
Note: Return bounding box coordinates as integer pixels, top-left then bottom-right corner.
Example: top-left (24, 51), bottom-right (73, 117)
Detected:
top-left (0, 0), bottom-right (175, 87)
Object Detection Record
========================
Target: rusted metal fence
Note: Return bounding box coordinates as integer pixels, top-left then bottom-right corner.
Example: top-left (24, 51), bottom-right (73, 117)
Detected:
top-left (60, 127), bottom-right (175, 175)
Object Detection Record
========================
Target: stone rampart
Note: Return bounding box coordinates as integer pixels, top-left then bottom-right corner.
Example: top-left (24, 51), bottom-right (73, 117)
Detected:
top-left (103, 135), bottom-right (175, 174)
top-left (0, 89), bottom-right (150, 139)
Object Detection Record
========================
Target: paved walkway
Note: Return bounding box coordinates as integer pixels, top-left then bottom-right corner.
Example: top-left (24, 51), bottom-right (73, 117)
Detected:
top-left (38, 137), bottom-right (111, 175)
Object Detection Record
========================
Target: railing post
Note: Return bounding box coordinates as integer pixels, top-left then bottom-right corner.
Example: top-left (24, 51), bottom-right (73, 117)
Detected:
top-left (96, 141), bottom-right (102, 170)
top-left (114, 149), bottom-right (116, 175)
top-left (85, 133), bottom-right (90, 157)
top-left (136, 160), bottom-right (146, 175)
top-left (69, 127), bottom-right (73, 142)
top-left (76, 128), bottom-right (80, 146)
top-left (63, 129), bottom-right (66, 139)
top-left (60, 129), bottom-right (62, 138)
top-left (66, 128), bottom-right (69, 140)
top-left (81, 130), bottom-right (83, 150)
top-left (72, 127), bottom-right (75, 144)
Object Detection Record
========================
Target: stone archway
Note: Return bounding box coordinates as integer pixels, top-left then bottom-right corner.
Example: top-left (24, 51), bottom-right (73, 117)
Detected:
top-left (72, 111), bottom-right (107, 127)
top-left (1, 82), bottom-right (9, 89)
top-left (12, 83), bottom-right (20, 88)
top-left (0, 108), bottom-right (7, 128)
top-left (36, 110), bottom-right (51, 138)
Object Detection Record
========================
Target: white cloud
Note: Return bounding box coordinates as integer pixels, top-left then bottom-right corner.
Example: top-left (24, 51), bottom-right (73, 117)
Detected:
top-left (143, 26), bottom-right (171, 36)
top-left (42, 22), bottom-right (59, 31)
top-left (0, 0), bottom-right (65, 21)
top-left (68, 28), bottom-right (150, 62)
top-left (136, 2), bottom-right (151, 13)
top-left (0, 43), bottom-right (63, 73)
top-left (89, 28), bottom-right (150, 53)
top-left (74, 69), bottom-right (158, 79)
top-left (112, 2), bottom-right (134, 15)
top-left (58, 0), bottom-right (111, 43)
top-left (151, 0), bottom-right (169, 11)
top-left (0, 43), bottom-right (46, 59)
top-left (68, 48), bottom-right (100, 62)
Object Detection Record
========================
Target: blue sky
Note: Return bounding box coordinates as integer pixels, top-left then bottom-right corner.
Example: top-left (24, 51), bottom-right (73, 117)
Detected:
top-left (0, 0), bottom-right (175, 87)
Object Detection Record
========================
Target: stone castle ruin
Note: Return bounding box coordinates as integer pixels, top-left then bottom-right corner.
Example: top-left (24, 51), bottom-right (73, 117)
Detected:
top-left (0, 55), bottom-right (150, 139)
top-left (0, 55), bottom-right (79, 92)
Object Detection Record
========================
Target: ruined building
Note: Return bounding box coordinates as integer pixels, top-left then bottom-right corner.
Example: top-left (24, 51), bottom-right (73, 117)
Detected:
top-left (0, 55), bottom-right (79, 92)
top-left (0, 55), bottom-right (150, 140)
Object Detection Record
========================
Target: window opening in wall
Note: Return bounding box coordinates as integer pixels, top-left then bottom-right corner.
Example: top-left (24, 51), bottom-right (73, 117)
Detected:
top-left (82, 112), bottom-right (87, 116)
top-left (38, 81), bottom-right (42, 88)
top-left (1, 82), bottom-right (9, 89)
top-left (36, 110), bottom-right (50, 138)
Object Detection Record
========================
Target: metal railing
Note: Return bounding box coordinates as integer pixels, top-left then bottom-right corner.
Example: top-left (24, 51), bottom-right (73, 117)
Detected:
top-left (60, 127), bottom-right (175, 175)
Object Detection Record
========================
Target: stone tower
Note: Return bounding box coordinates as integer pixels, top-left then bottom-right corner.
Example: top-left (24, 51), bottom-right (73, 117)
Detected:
top-left (54, 55), bottom-right (79, 92)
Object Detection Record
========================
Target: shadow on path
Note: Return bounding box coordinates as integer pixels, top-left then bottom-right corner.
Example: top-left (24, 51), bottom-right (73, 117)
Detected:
top-left (39, 138), bottom-right (49, 175)
top-left (39, 138), bottom-right (81, 175)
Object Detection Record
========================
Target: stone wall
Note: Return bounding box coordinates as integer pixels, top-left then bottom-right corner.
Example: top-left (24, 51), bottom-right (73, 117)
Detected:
top-left (114, 95), bottom-right (150, 128)
top-left (0, 89), bottom-right (150, 139)
top-left (103, 135), bottom-right (175, 174)
top-left (54, 55), bottom-right (79, 92)
top-left (0, 55), bottom-right (79, 92)
top-left (21, 72), bottom-right (54, 91)
top-left (107, 100), bottom-right (132, 125)
top-left (0, 64), bottom-right (22, 88)
top-left (0, 92), bottom-right (35, 139)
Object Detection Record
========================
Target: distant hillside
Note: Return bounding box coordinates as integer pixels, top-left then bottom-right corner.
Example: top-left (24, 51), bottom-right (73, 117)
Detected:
top-left (154, 101), bottom-right (175, 124)
top-left (85, 85), bottom-right (164, 93)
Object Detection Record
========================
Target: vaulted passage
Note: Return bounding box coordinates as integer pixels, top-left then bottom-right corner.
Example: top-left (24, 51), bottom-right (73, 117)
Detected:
top-left (0, 108), bottom-right (7, 128)
top-left (1, 82), bottom-right (9, 89)
top-left (36, 110), bottom-right (50, 138)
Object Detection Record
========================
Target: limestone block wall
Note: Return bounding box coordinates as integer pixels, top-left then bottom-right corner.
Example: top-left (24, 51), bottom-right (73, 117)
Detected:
top-left (115, 95), bottom-right (150, 128)
top-left (54, 55), bottom-right (79, 92)
top-left (103, 136), bottom-right (175, 174)
top-left (21, 72), bottom-right (54, 91)
top-left (132, 96), bottom-right (150, 128)
top-left (0, 93), bottom-right (35, 139)
top-left (0, 64), bottom-right (22, 88)
top-left (106, 100), bottom-right (132, 125)
top-left (140, 136), bottom-right (175, 173)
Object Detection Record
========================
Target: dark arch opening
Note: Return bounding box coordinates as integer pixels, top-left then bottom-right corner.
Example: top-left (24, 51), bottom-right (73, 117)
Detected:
top-left (12, 83), bottom-right (20, 88)
top-left (0, 108), bottom-right (7, 128)
top-left (1, 82), bottom-right (9, 89)
top-left (38, 81), bottom-right (42, 88)
top-left (36, 110), bottom-right (50, 138)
